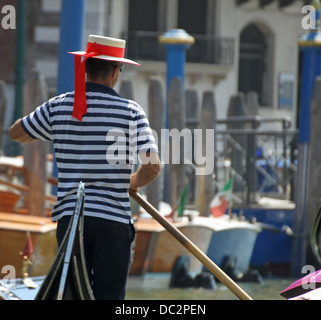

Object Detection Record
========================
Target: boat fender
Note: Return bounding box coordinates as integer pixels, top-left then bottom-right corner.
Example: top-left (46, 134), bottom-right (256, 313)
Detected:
top-left (169, 256), bottom-right (194, 288)
top-left (193, 272), bottom-right (216, 290)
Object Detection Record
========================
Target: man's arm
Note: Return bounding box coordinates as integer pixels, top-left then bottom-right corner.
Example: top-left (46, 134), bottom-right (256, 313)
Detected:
top-left (9, 119), bottom-right (35, 144)
top-left (130, 152), bottom-right (161, 192)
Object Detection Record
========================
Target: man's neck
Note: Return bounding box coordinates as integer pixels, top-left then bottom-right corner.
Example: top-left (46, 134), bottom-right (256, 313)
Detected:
top-left (87, 78), bottom-right (114, 88)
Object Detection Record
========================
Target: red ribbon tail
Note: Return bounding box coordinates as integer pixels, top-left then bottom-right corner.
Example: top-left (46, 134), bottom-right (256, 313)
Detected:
top-left (73, 55), bottom-right (88, 121)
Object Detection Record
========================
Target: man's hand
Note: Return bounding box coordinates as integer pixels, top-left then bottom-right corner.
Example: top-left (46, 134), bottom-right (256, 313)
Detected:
top-left (129, 173), bottom-right (140, 192)
top-left (129, 152), bottom-right (161, 192)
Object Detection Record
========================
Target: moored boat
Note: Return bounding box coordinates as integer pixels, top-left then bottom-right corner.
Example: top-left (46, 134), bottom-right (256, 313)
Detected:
top-left (0, 155), bottom-right (58, 279)
top-left (0, 182), bottom-right (95, 300)
top-left (130, 214), bottom-right (213, 275)
top-left (204, 215), bottom-right (261, 275)
top-left (129, 212), bottom-right (261, 276)
top-left (0, 212), bottom-right (57, 278)
top-left (234, 197), bottom-right (295, 275)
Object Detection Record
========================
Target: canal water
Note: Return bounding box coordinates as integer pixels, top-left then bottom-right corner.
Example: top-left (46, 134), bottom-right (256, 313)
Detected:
top-left (2, 272), bottom-right (297, 300)
top-left (125, 274), bottom-right (296, 300)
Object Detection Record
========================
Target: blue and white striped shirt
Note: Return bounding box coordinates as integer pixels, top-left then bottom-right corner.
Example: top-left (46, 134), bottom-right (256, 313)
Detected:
top-left (21, 82), bottom-right (158, 224)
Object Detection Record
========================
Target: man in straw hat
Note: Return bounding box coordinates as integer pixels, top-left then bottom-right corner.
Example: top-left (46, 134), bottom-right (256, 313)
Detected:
top-left (10, 35), bottom-right (161, 299)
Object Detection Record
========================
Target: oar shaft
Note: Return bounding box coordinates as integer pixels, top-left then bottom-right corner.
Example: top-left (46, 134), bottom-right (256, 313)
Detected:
top-left (129, 190), bottom-right (253, 301)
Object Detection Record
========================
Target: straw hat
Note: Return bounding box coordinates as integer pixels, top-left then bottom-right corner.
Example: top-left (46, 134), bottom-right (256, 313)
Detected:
top-left (68, 35), bottom-right (140, 121)
top-left (69, 34), bottom-right (140, 65)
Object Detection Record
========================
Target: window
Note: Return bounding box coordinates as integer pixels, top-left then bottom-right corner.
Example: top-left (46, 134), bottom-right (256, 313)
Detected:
top-left (126, 0), bottom-right (233, 65)
top-left (177, 0), bottom-right (207, 35)
top-left (238, 23), bottom-right (273, 106)
top-left (127, 0), bottom-right (163, 60)
top-left (128, 0), bottom-right (159, 32)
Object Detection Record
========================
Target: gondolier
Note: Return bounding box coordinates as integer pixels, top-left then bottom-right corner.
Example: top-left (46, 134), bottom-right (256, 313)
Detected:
top-left (9, 35), bottom-right (161, 300)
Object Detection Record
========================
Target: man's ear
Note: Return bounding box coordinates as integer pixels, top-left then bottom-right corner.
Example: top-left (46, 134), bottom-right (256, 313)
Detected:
top-left (111, 66), bottom-right (118, 78)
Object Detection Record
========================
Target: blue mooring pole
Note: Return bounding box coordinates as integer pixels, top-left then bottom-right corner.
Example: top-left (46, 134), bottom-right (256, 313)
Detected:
top-left (57, 0), bottom-right (86, 94)
top-left (291, 0), bottom-right (321, 276)
top-left (52, 0), bottom-right (86, 194)
top-left (159, 29), bottom-right (195, 129)
top-left (159, 29), bottom-right (195, 202)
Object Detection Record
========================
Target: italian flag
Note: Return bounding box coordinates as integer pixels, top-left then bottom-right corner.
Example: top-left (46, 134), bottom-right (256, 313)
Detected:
top-left (210, 177), bottom-right (233, 218)
top-left (176, 183), bottom-right (189, 217)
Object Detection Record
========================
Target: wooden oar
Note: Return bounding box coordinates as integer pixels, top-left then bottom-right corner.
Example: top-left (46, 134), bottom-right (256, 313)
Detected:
top-left (129, 190), bottom-right (253, 301)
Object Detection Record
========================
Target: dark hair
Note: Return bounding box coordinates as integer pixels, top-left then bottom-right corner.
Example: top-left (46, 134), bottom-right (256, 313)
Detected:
top-left (85, 57), bottom-right (115, 80)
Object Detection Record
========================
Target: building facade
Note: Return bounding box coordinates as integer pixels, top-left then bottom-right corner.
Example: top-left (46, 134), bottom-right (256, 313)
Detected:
top-left (0, 0), bottom-right (311, 136)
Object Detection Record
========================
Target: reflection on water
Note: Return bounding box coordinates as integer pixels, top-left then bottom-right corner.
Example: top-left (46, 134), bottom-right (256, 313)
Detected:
top-left (126, 275), bottom-right (296, 300)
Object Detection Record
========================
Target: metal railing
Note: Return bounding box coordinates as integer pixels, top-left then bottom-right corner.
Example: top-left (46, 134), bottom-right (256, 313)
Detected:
top-left (214, 116), bottom-right (298, 205)
top-left (184, 115), bottom-right (298, 206)
top-left (125, 31), bottom-right (235, 65)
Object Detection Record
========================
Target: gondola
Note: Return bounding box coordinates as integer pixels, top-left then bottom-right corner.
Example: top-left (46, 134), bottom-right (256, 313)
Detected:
top-left (279, 206), bottom-right (321, 299)
top-left (311, 204), bottom-right (321, 266)
top-left (35, 182), bottom-right (95, 300)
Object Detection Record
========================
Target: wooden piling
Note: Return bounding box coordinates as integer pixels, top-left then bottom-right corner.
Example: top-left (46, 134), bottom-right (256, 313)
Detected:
top-left (227, 93), bottom-right (247, 193)
top-left (245, 91), bottom-right (259, 117)
top-left (245, 91), bottom-right (259, 203)
top-left (23, 70), bottom-right (48, 217)
top-left (185, 89), bottom-right (199, 204)
top-left (146, 77), bottom-right (165, 209)
top-left (195, 91), bottom-right (216, 216)
top-left (168, 77), bottom-right (186, 208)
top-left (119, 80), bottom-right (134, 100)
top-left (0, 80), bottom-right (8, 153)
top-left (185, 89), bottom-right (200, 131)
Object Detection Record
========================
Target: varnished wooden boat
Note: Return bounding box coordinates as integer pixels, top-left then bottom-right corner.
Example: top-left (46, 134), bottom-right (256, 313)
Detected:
top-left (0, 155), bottom-right (59, 279)
top-left (0, 212), bottom-right (57, 278)
top-left (0, 183), bottom-right (94, 300)
top-left (130, 215), bottom-right (212, 275)
top-left (0, 189), bottom-right (19, 212)
top-left (0, 155), bottom-right (57, 217)
top-left (129, 214), bottom-right (261, 276)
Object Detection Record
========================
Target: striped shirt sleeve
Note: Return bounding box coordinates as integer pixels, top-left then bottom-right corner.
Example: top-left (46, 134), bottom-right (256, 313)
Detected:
top-left (130, 102), bottom-right (158, 154)
top-left (21, 101), bottom-right (52, 141)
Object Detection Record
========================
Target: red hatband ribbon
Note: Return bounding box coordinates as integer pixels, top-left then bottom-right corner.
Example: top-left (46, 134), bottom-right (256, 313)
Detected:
top-left (71, 42), bottom-right (125, 121)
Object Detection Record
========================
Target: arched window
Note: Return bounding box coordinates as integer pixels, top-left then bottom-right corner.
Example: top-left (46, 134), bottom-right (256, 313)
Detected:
top-left (238, 23), bottom-right (273, 106)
